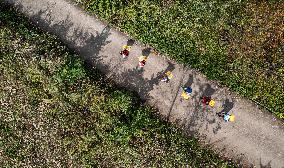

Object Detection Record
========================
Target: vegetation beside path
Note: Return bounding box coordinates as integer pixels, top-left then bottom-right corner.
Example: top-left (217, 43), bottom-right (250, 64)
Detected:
top-left (75, 0), bottom-right (284, 118)
top-left (0, 4), bottom-right (235, 167)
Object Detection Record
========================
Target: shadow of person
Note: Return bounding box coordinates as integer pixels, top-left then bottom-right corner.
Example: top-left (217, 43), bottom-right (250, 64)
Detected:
top-left (158, 61), bottom-right (175, 79)
top-left (142, 48), bottom-right (152, 57)
top-left (127, 39), bottom-right (135, 46)
top-left (203, 84), bottom-right (215, 97)
top-left (165, 61), bottom-right (175, 72)
top-left (220, 99), bottom-right (234, 115)
top-left (184, 74), bottom-right (194, 87)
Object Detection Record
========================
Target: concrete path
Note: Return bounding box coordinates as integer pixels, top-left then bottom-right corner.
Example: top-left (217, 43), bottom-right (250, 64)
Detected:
top-left (5, 0), bottom-right (284, 167)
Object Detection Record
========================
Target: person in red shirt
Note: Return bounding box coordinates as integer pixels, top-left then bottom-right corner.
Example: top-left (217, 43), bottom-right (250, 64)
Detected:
top-left (200, 96), bottom-right (215, 108)
top-left (138, 56), bottom-right (147, 68)
top-left (120, 39), bottom-right (134, 58)
top-left (201, 96), bottom-right (212, 105)
top-left (120, 45), bottom-right (130, 58)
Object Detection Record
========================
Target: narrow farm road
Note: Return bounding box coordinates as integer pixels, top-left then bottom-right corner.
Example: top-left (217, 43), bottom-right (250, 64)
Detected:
top-left (5, 0), bottom-right (284, 167)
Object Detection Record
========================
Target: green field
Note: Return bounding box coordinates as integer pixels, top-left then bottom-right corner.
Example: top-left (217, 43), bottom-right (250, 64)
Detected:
top-left (0, 4), bottom-right (235, 167)
top-left (75, 0), bottom-right (284, 118)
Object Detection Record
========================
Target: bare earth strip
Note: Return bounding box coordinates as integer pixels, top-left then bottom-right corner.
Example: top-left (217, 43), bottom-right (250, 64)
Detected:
top-left (4, 0), bottom-right (284, 167)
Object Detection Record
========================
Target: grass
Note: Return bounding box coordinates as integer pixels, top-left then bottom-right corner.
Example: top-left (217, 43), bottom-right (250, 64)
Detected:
top-left (0, 4), bottom-right (235, 167)
top-left (75, 0), bottom-right (284, 118)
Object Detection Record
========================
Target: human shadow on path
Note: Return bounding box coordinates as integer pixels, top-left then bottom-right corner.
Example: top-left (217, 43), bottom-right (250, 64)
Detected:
top-left (202, 84), bottom-right (215, 97)
top-left (184, 75), bottom-right (194, 87)
top-left (219, 99), bottom-right (234, 115)
top-left (142, 48), bottom-right (152, 56)
top-left (127, 39), bottom-right (135, 46)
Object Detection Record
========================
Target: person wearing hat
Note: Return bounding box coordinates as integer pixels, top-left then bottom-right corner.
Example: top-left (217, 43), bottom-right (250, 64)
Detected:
top-left (138, 56), bottom-right (148, 68)
top-left (161, 71), bottom-right (173, 83)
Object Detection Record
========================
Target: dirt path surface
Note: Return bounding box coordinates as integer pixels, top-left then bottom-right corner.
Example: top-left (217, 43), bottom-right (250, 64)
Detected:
top-left (5, 0), bottom-right (284, 167)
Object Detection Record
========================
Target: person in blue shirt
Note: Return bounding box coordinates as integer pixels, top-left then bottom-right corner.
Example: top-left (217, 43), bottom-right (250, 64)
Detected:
top-left (120, 45), bottom-right (131, 58)
top-left (181, 86), bottom-right (192, 100)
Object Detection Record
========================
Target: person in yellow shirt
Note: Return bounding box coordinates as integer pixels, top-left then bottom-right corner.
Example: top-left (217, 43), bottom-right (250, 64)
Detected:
top-left (161, 71), bottom-right (173, 83)
top-left (138, 56), bottom-right (148, 68)
top-left (120, 39), bottom-right (134, 59)
top-left (120, 45), bottom-right (131, 58)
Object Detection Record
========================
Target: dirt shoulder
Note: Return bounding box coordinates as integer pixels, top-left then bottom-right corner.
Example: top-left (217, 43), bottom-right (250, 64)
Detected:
top-left (5, 0), bottom-right (284, 167)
